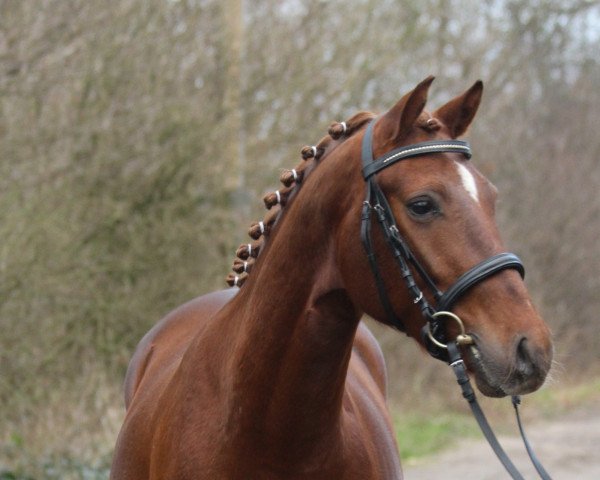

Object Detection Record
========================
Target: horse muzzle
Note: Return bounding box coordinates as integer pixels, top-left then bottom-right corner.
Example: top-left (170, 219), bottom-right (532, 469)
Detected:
top-left (466, 334), bottom-right (553, 398)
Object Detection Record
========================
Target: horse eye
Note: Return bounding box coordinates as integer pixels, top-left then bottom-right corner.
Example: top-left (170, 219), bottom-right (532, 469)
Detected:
top-left (406, 197), bottom-right (439, 218)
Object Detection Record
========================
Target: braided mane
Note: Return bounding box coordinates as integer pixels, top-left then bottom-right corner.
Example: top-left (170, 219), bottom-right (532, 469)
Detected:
top-left (226, 111), bottom-right (376, 287)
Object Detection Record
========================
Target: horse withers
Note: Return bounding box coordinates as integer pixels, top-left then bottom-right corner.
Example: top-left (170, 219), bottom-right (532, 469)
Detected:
top-left (110, 77), bottom-right (553, 479)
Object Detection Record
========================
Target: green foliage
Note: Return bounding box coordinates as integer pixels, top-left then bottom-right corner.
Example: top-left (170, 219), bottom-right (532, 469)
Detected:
top-left (0, 471), bottom-right (36, 480)
top-left (394, 413), bottom-right (479, 462)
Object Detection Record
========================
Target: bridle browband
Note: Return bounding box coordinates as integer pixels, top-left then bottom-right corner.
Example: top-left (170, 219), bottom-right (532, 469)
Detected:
top-left (360, 119), bottom-right (552, 480)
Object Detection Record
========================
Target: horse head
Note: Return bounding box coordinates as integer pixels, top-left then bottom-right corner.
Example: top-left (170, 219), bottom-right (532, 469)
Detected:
top-left (332, 77), bottom-right (553, 397)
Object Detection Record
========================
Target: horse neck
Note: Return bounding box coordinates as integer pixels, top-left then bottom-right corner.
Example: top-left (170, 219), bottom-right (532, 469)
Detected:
top-left (218, 154), bottom-right (363, 457)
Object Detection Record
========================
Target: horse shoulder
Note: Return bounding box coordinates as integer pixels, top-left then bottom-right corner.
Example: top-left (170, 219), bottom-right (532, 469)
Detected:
top-left (339, 322), bottom-right (401, 479)
top-left (112, 290), bottom-right (237, 480)
top-left (123, 289), bottom-right (237, 408)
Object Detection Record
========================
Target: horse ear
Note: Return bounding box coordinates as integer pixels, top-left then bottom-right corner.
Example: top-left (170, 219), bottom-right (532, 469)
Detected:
top-left (433, 80), bottom-right (483, 138)
top-left (380, 75), bottom-right (435, 142)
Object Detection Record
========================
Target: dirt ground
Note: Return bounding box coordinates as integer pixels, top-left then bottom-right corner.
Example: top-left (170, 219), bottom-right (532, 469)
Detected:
top-left (404, 403), bottom-right (600, 479)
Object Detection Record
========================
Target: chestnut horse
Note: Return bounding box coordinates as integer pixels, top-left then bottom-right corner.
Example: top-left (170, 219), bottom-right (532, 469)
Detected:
top-left (110, 77), bottom-right (553, 479)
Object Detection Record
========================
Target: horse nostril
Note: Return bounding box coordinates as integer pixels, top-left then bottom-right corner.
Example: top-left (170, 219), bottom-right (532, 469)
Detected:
top-left (516, 337), bottom-right (535, 377)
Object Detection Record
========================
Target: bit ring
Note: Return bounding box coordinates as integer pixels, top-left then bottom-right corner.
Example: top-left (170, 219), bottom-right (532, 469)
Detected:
top-left (427, 311), bottom-right (474, 349)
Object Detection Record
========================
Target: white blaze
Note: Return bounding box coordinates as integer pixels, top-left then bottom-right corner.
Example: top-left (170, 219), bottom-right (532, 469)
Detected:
top-left (455, 161), bottom-right (479, 203)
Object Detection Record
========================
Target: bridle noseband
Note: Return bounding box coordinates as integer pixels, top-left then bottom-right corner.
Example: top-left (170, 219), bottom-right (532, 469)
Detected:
top-left (359, 119), bottom-right (524, 360)
top-left (360, 119), bottom-right (552, 480)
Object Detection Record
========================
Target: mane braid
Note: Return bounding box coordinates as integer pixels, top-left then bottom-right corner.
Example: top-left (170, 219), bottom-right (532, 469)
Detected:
top-left (226, 111), bottom-right (376, 287)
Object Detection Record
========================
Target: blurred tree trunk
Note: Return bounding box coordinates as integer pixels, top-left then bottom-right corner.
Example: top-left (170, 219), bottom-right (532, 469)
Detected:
top-left (215, 0), bottom-right (249, 216)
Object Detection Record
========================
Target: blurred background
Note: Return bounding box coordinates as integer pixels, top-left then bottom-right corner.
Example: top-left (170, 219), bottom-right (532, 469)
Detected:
top-left (1, 0), bottom-right (599, 478)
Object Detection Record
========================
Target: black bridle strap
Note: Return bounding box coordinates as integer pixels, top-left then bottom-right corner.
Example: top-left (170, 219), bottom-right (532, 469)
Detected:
top-left (437, 252), bottom-right (525, 311)
top-left (371, 183), bottom-right (443, 301)
top-left (360, 120), bottom-right (410, 331)
top-left (360, 183), bottom-right (407, 331)
top-left (447, 342), bottom-right (527, 480)
top-left (449, 342), bottom-right (553, 480)
top-left (360, 119), bottom-right (480, 335)
top-left (512, 396), bottom-right (553, 479)
top-left (362, 139), bottom-right (472, 179)
top-left (360, 121), bottom-right (445, 332)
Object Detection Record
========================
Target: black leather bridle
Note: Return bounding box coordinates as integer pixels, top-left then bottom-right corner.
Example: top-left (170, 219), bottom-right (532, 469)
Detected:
top-left (359, 119), bottom-right (524, 360)
top-left (360, 119), bottom-right (552, 480)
